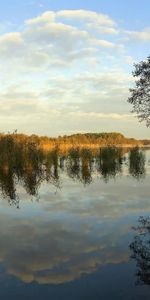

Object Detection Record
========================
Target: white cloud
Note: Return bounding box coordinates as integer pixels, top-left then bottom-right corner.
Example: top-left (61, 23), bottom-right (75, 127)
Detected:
top-left (125, 27), bottom-right (150, 42)
top-left (25, 11), bottom-right (56, 25)
top-left (87, 24), bottom-right (119, 35)
top-left (94, 39), bottom-right (118, 48)
top-left (56, 10), bottom-right (116, 27)
top-left (0, 10), bottom-right (123, 69)
top-left (0, 32), bottom-right (24, 57)
top-left (0, 9), bottom-right (148, 137)
top-left (69, 112), bottom-right (133, 120)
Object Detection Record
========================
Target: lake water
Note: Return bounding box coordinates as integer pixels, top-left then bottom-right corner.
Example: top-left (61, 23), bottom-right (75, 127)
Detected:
top-left (0, 148), bottom-right (150, 299)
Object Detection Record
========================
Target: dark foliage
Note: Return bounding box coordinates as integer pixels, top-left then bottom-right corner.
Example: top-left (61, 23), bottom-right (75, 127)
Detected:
top-left (130, 216), bottom-right (150, 285)
top-left (128, 55), bottom-right (150, 126)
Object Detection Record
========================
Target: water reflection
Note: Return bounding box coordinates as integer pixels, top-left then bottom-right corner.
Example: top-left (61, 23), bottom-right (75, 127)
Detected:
top-left (0, 216), bottom-right (127, 285)
top-left (96, 147), bottom-right (123, 182)
top-left (44, 149), bottom-right (61, 189)
top-left (0, 168), bottom-right (18, 206)
top-left (130, 216), bottom-right (150, 285)
top-left (0, 146), bottom-right (146, 205)
top-left (66, 148), bottom-right (93, 184)
top-left (129, 147), bottom-right (146, 179)
top-left (0, 148), bottom-right (148, 299)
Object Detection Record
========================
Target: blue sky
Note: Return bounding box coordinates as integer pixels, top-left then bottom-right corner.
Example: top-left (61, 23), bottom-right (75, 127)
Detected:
top-left (0, 0), bottom-right (150, 138)
top-left (1, 0), bottom-right (150, 30)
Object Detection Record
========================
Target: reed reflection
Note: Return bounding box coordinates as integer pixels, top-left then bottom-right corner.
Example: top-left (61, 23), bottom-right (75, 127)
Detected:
top-left (66, 148), bottom-right (93, 184)
top-left (128, 147), bottom-right (146, 179)
top-left (66, 148), bottom-right (81, 181)
top-left (0, 134), bottom-right (146, 206)
top-left (96, 147), bottom-right (123, 182)
top-left (0, 168), bottom-right (18, 207)
top-left (45, 149), bottom-right (61, 189)
top-left (80, 149), bottom-right (93, 185)
top-left (130, 216), bottom-right (150, 285)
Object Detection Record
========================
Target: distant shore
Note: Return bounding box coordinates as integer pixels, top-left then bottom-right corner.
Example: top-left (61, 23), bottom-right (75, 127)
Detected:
top-left (0, 131), bottom-right (149, 153)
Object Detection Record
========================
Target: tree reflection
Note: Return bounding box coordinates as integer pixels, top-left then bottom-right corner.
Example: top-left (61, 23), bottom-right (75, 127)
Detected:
top-left (130, 216), bottom-right (150, 285)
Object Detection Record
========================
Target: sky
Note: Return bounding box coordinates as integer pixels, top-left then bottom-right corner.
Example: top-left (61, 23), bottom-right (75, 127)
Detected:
top-left (0, 0), bottom-right (150, 138)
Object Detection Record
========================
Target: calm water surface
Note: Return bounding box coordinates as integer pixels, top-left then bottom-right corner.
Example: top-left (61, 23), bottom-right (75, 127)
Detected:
top-left (0, 148), bottom-right (150, 299)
